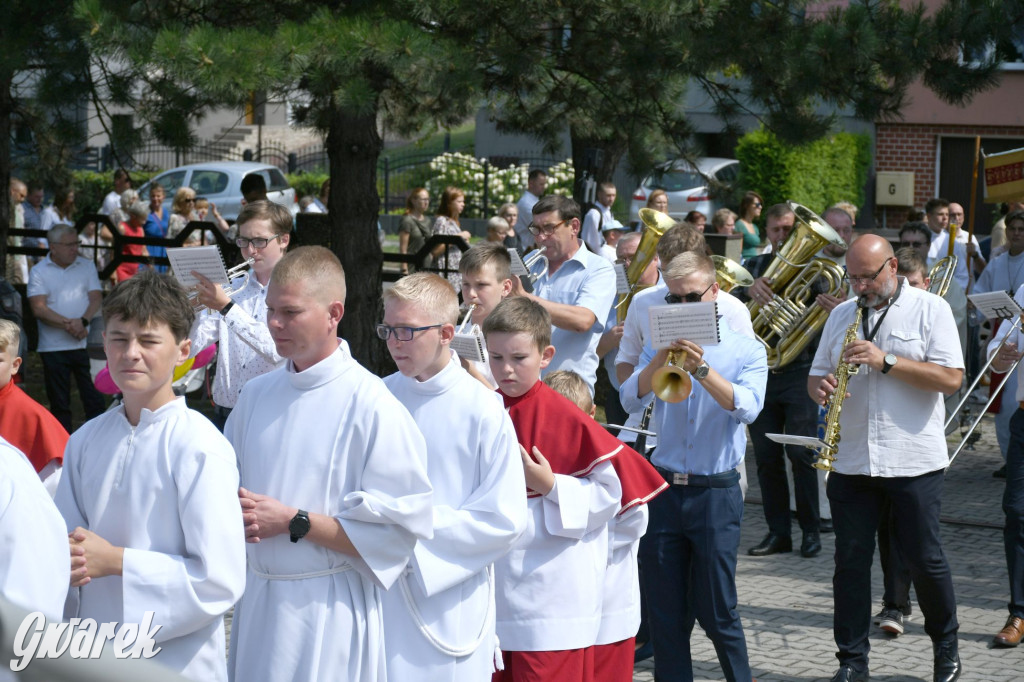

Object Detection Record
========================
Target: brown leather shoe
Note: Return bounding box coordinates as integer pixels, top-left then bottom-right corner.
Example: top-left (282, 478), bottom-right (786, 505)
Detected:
top-left (993, 615), bottom-right (1024, 647)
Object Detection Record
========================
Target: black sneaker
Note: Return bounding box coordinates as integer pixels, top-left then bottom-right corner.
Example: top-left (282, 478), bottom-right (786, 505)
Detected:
top-left (879, 608), bottom-right (904, 635)
top-left (995, 464), bottom-right (1007, 478)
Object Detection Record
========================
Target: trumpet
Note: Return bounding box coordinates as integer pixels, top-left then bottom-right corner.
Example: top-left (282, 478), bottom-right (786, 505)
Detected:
top-left (189, 258), bottom-right (255, 311)
top-left (651, 350), bottom-right (693, 403)
top-left (523, 247), bottom-right (548, 282)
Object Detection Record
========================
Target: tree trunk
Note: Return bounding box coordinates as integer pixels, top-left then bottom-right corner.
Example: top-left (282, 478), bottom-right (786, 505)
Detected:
top-left (0, 68), bottom-right (13, 266)
top-left (569, 129), bottom-right (627, 199)
top-left (325, 105), bottom-right (390, 374)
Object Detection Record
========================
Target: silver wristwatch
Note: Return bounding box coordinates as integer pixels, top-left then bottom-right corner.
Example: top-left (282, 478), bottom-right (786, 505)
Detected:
top-left (692, 361), bottom-right (710, 380)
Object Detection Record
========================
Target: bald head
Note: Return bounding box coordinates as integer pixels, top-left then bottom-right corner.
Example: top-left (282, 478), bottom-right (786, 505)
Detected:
top-left (847, 233), bottom-right (893, 264)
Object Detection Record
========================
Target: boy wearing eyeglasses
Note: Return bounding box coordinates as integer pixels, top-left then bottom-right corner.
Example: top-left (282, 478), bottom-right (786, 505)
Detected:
top-left (189, 200), bottom-right (291, 430)
top-left (377, 272), bottom-right (527, 680)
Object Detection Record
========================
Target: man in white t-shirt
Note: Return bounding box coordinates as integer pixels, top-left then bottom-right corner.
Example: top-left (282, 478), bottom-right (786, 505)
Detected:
top-left (99, 168), bottom-right (131, 217)
top-left (582, 182), bottom-right (617, 253)
top-left (514, 169), bottom-right (548, 250)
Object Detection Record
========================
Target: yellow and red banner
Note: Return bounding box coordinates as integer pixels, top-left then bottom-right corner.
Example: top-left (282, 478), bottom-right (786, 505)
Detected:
top-left (984, 148), bottom-right (1024, 203)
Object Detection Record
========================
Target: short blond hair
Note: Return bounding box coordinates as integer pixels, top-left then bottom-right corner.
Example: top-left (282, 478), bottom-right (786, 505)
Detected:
top-left (383, 272), bottom-right (459, 325)
top-left (482, 297), bottom-right (551, 352)
top-left (663, 251), bottom-right (715, 287)
top-left (0, 319), bottom-right (20, 355)
top-left (543, 370), bottom-right (592, 413)
top-left (271, 246), bottom-right (346, 306)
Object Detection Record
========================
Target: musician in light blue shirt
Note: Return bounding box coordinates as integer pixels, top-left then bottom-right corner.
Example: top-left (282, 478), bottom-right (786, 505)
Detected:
top-left (620, 251), bottom-right (767, 682)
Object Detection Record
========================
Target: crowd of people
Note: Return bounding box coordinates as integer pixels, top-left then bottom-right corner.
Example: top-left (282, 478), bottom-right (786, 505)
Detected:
top-left (2, 168), bottom-right (1024, 682)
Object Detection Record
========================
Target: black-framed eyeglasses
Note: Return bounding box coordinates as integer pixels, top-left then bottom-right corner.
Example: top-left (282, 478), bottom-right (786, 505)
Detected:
top-left (375, 324), bottom-right (442, 342)
top-left (844, 257), bottom-right (893, 285)
top-left (665, 282), bottom-right (714, 304)
top-left (899, 240), bottom-right (926, 248)
top-left (236, 234), bottom-right (284, 250)
top-left (527, 219), bottom-right (567, 237)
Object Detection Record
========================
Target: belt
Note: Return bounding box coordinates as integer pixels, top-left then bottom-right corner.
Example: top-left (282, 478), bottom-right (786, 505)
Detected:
top-left (654, 466), bottom-right (739, 488)
top-left (250, 563), bottom-right (352, 581)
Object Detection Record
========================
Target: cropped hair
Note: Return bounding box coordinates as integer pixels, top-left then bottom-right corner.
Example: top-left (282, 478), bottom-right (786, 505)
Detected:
top-left (272, 246), bottom-right (346, 306)
top-left (656, 223), bottom-right (706, 264)
top-left (899, 222), bottom-right (932, 243)
top-left (739, 191), bottom-right (763, 218)
top-left (113, 168), bottom-right (132, 185)
top-left (528, 169), bottom-right (547, 182)
top-left (437, 186), bottom-right (465, 223)
top-left (1005, 209), bottom-right (1024, 228)
top-left (383, 272), bottom-right (460, 326)
top-left (460, 242), bottom-right (512, 281)
top-left (829, 201), bottom-right (858, 221)
top-left (482, 296), bottom-right (551, 352)
top-left (148, 181), bottom-right (164, 197)
top-left (711, 208), bottom-right (736, 232)
top-left (47, 224), bottom-right (76, 244)
top-left (127, 201), bottom-right (149, 220)
top-left (544, 370), bottom-right (593, 413)
top-left (663, 251), bottom-right (716, 287)
top-left (598, 182), bottom-right (616, 196)
top-left (240, 173), bottom-right (267, 198)
top-left (103, 270), bottom-right (195, 342)
top-left (924, 198), bottom-right (950, 215)
top-left (764, 203), bottom-right (794, 223)
top-left (617, 231), bottom-right (642, 253)
top-left (895, 247), bottom-right (929, 278)
top-left (532, 194), bottom-right (580, 223)
top-left (0, 319), bottom-right (20, 355)
top-left (237, 200), bottom-right (293, 236)
top-left (821, 206), bottom-right (853, 228)
top-left (405, 187), bottom-right (428, 213)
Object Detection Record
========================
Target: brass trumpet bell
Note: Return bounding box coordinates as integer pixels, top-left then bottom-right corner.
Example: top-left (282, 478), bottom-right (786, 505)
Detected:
top-left (712, 255), bottom-right (754, 293)
top-left (652, 350), bottom-right (692, 403)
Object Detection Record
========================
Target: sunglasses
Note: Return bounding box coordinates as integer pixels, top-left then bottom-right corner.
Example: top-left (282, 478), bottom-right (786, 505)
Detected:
top-left (665, 282), bottom-right (714, 304)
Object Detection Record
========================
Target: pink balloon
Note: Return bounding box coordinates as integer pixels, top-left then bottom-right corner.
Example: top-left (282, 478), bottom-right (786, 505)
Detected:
top-left (94, 367), bottom-right (120, 395)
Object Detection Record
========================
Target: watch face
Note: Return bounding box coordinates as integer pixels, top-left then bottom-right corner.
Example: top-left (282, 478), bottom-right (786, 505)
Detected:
top-left (289, 513), bottom-right (311, 536)
top-left (885, 354), bottom-right (897, 365)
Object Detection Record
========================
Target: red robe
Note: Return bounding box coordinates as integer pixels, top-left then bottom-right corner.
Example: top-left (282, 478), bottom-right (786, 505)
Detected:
top-left (0, 380), bottom-right (68, 472)
top-left (500, 381), bottom-right (667, 516)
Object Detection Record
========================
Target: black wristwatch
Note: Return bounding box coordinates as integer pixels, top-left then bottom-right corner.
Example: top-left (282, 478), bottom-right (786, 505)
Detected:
top-left (220, 300), bottom-right (235, 316)
top-left (289, 509), bottom-right (311, 543)
top-left (882, 353), bottom-right (898, 375)
top-left (80, 317), bottom-right (90, 327)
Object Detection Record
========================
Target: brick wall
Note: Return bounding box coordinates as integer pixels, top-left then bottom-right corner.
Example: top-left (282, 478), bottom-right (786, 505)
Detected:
top-left (874, 123), bottom-right (1024, 229)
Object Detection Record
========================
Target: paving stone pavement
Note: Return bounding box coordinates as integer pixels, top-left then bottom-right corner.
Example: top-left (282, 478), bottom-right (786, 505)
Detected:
top-left (633, 414), bottom-right (1021, 682)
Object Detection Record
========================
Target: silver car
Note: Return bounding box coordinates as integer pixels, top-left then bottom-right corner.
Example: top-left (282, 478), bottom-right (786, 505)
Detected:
top-left (628, 157), bottom-right (740, 225)
top-left (138, 161), bottom-right (298, 222)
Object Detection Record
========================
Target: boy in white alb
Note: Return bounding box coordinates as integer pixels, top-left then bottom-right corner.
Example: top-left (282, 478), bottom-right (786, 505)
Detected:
top-left (483, 297), bottom-right (664, 681)
top-left (543, 370), bottom-right (663, 681)
top-left (379, 273), bottom-right (527, 680)
top-left (459, 243), bottom-right (514, 390)
top-left (226, 246), bottom-right (433, 682)
top-left (54, 271), bottom-right (247, 682)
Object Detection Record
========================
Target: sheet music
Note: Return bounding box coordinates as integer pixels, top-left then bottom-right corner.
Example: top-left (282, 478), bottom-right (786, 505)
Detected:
top-left (508, 249), bottom-right (530, 277)
top-left (614, 262), bottom-right (629, 294)
top-left (648, 301), bottom-right (720, 349)
top-left (968, 291), bottom-right (1022, 321)
top-left (451, 332), bottom-right (486, 363)
top-left (167, 246), bottom-right (228, 288)
top-left (765, 433), bottom-right (827, 450)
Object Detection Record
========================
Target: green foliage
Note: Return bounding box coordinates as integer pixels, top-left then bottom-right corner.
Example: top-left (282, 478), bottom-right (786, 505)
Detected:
top-left (735, 128), bottom-right (871, 215)
top-left (70, 170), bottom-right (157, 214)
top-left (286, 173), bottom-right (329, 200)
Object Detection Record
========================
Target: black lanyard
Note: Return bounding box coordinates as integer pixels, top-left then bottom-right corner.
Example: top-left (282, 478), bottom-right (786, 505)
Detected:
top-left (861, 279), bottom-right (904, 343)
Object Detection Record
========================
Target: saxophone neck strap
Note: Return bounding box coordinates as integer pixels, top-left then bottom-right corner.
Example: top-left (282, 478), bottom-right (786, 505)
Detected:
top-left (861, 278), bottom-right (904, 344)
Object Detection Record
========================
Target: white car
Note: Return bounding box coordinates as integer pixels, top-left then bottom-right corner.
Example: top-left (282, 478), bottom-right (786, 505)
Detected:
top-left (628, 157), bottom-right (740, 226)
top-left (138, 161), bottom-right (298, 222)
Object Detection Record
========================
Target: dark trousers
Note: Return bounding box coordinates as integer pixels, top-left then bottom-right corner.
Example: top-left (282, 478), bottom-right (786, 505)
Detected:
top-left (639, 472), bottom-right (751, 682)
top-left (212, 404), bottom-right (233, 433)
top-left (878, 498), bottom-right (912, 611)
top-left (603, 382), bottom-right (629, 438)
top-left (828, 470), bottom-right (959, 671)
top-left (39, 349), bottom-right (105, 432)
top-left (748, 369), bottom-right (820, 536)
top-left (1005, 410), bottom-right (1024, 618)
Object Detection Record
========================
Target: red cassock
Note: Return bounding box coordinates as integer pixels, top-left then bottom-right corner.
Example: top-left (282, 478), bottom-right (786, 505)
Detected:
top-left (0, 380), bottom-right (69, 473)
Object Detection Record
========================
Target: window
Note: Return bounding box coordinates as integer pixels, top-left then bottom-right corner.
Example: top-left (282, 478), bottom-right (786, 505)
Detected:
top-left (189, 171), bottom-right (229, 196)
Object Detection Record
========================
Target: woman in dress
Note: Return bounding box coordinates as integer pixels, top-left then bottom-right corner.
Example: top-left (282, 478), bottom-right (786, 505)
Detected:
top-left (114, 201), bottom-right (150, 283)
top-left (498, 202), bottom-right (522, 254)
top-left (431, 186), bottom-right (472, 291)
top-left (735, 191), bottom-right (764, 260)
top-left (398, 188), bottom-right (432, 274)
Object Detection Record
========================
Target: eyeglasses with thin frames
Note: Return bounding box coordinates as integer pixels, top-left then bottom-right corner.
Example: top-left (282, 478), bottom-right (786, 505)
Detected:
top-left (844, 257), bottom-right (893, 285)
top-left (236, 234), bottom-right (284, 250)
top-left (665, 282), bottom-right (714, 304)
top-left (375, 324), bottom-right (442, 342)
top-left (527, 219), bottom-right (567, 237)
top-left (899, 240), bottom-right (926, 248)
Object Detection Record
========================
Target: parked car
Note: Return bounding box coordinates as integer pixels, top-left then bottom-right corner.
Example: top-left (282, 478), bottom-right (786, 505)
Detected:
top-left (628, 157), bottom-right (740, 226)
top-left (138, 161), bottom-right (298, 222)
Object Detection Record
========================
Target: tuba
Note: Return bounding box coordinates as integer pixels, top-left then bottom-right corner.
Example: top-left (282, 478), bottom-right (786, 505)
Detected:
top-left (615, 208), bottom-right (674, 324)
top-left (712, 255), bottom-right (754, 293)
top-left (747, 202), bottom-right (848, 369)
top-left (928, 220), bottom-right (957, 297)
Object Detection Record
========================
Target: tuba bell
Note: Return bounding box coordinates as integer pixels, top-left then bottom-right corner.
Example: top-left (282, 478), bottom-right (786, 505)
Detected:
top-left (747, 202), bottom-right (848, 369)
top-left (712, 255), bottom-right (754, 293)
top-left (615, 208), bottom-right (674, 324)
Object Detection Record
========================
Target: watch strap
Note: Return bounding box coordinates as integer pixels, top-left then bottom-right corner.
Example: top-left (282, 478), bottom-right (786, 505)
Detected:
top-left (80, 317), bottom-right (90, 327)
top-left (220, 300), bottom-right (235, 316)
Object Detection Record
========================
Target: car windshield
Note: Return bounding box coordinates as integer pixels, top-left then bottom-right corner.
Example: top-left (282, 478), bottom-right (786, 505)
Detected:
top-left (645, 168), bottom-right (706, 192)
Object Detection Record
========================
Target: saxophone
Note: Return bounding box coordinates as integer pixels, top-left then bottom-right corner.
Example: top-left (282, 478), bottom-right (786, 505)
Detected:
top-left (814, 305), bottom-right (864, 473)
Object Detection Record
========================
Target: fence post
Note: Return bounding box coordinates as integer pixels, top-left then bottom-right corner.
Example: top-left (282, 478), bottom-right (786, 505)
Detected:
top-left (288, 153), bottom-right (297, 174)
top-left (243, 149), bottom-right (253, 162)
top-left (383, 157), bottom-right (390, 214)
top-left (483, 160), bottom-right (490, 218)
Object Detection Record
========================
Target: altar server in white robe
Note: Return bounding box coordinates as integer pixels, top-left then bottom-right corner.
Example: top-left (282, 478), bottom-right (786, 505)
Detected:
top-left (226, 246), bottom-right (433, 682)
top-left (379, 273), bottom-right (528, 681)
top-left (54, 271), bottom-right (246, 682)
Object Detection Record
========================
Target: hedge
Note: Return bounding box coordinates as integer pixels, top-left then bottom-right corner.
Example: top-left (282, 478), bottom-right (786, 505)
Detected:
top-left (734, 128), bottom-right (872, 219)
top-left (69, 170), bottom-right (158, 216)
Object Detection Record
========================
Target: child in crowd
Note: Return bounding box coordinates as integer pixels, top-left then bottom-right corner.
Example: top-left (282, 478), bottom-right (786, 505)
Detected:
top-left (459, 243), bottom-right (514, 389)
top-left (379, 272), bottom-right (527, 680)
top-left (483, 297), bottom-right (664, 681)
top-left (543, 369), bottom-right (664, 681)
top-left (0, 318), bottom-right (68, 495)
top-left (54, 270), bottom-right (246, 682)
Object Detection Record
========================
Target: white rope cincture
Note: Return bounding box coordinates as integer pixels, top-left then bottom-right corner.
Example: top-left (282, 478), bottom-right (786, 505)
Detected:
top-left (250, 564), bottom-right (352, 581)
top-left (398, 565), bottom-right (494, 658)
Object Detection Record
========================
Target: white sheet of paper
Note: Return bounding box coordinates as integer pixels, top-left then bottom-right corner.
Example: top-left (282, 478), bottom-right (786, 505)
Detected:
top-left (765, 433), bottom-right (827, 450)
top-left (968, 290), bottom-right (1022, 321)
top-left (167, 246), bottom-right (228, 288)
top-left (614, 262), bottom-right (629, 294)
top-left (648, 301), bottom-right (720, 349)
top-left (451, 332), bottom-right (486, 363)
top-left (508, 248), bottom-right (530, 277)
